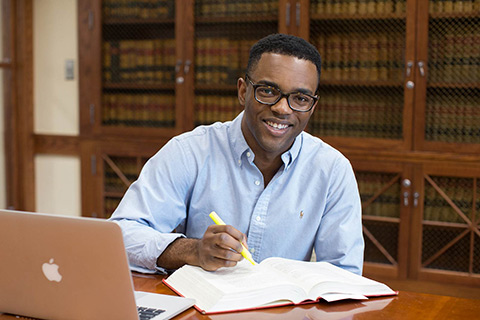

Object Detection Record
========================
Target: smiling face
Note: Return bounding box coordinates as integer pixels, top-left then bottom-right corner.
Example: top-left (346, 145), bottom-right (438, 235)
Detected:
top-left (238, 53), bottom-right (319, 161)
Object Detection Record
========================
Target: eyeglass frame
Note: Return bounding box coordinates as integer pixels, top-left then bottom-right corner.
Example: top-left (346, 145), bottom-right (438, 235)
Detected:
top-left (245, 74), bottom-right (319, 112)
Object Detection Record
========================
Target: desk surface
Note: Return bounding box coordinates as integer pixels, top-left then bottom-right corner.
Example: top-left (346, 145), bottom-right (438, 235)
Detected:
top-left (1, 272), bottom-right (478, 320)
top-left (132, 272), bottom-right (480, 320)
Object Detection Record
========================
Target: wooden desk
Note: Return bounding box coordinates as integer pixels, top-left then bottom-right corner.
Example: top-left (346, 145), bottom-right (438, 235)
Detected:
top-left (1, 272), bottom-right (478, 319)
top-left (133, 272), bottom-right (480, 320)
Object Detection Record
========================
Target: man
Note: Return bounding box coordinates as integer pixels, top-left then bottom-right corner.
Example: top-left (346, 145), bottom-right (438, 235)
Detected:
top-left (110, 33), bottom-right (364, 275)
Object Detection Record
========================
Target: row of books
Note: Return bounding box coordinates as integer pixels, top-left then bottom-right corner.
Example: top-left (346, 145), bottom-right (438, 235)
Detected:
top-left (195, 0), bottom-right (278, 16)
top-left (314, 32), bottom-right (405, 82)
top-left (102, 92), bottom-right (242, 128)
top-left (105, 172), bottom-right (135, 190)
top-left (424, 178), bottom-right (472, 223)
top-left (311, 0), bottom-right (406, 15)
top-left (429, 0), bottom-right (480, 14)
top-left (103, 39), bottom-right (176, 84)
top-left (104, 157), bottom-right (143, 188)
top-left (195, 95), bottom-right (243, 125)
top-left (424, 200), bottom-right (467, 223)
top-left (361, 196), bottom-right (400, 218)
top-left (357, 172), bottom-right (401, 218)
top-left (429, 30), bottom-right (480, 84)
top-left (102, 93), bottom-right (176, 127)
top-left (310, 89), bottom-right (403, 139)
top-left (425, 94), bottom-right (479, 143)
top-left (104, 197), bottom-right (122, 218)
top-left (195, 38), bottom-right (255, 85)
top-left (103, 0), bottom-right (175, 19)
top-left (358, 173), bottom-right (474, 224)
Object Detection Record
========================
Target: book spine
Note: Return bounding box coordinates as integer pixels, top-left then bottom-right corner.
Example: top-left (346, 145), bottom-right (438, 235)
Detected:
top-left (195, 38), bottom-right (206, 84)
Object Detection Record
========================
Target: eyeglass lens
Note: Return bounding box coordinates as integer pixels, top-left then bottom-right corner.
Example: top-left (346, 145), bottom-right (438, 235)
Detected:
top-left (255, 86), bottom-right (314, 111)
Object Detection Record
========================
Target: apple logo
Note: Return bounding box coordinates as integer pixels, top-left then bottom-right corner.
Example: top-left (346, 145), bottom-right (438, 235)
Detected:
top-left (42, 258), bottom-right (63, 282)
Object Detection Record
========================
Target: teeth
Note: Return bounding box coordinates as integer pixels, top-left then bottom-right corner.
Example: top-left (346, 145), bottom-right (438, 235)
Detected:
top-left (267, 121), bottom-right (288, 129)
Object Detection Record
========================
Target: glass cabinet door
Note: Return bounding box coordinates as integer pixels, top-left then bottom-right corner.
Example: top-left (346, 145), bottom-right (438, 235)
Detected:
top-left (192, 0), bottom-right (279, 127)
top-left (416, 0), bottom-right (480, 154)
top-left (99, 0), bottom-right (178, 136)
top-left (307, 0), bottom-right (414, 151)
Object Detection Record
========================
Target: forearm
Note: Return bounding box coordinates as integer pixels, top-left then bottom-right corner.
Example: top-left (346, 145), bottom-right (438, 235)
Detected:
top-left (156, 238), bottom-right (201, 270)
top-left (157, 225), bottom-right (246, 271)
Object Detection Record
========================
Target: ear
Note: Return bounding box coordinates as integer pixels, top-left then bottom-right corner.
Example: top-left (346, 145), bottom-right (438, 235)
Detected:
top-left (237, 77), bottom-right (246, 107)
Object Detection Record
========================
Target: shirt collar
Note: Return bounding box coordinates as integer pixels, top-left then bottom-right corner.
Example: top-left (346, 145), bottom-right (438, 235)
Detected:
top-left (229, 111), bottom-right (303, 170)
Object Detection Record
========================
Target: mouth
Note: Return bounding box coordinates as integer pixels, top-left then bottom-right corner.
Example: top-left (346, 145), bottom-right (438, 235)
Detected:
top-left (264, 120), bottom-right (291, 135)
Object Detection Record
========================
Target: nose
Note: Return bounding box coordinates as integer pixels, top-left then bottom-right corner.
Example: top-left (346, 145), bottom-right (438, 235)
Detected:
top-left (270, 96), bottom-right (292, 115)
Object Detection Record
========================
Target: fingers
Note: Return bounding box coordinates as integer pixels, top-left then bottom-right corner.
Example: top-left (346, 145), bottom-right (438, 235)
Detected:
top-left (197, 224), bottom-right (248, 271)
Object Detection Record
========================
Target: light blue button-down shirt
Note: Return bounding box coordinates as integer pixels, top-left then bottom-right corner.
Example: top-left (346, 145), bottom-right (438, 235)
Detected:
top-left (110, 112), bottom-right (364, 275)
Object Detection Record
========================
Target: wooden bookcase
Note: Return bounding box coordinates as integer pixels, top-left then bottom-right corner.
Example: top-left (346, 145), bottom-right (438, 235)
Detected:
top-left (77, 0), bottom-right (480, 286)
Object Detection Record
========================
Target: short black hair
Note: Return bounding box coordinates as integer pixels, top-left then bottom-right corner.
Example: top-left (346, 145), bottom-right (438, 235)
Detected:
top-left (246, 33), bottom-right (322, 91)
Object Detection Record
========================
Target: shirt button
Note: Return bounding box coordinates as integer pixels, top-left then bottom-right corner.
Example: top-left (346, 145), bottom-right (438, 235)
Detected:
top-left (246, 152), bottom-right (251, 157)
top-left (237, 159), bottom-right (241, 166)
top-left (254, 180), bottom-right (260, 186)
top-left (256, 216), bottom-right (261, 222)
top-left (250, 248), bottom-right (255, 254)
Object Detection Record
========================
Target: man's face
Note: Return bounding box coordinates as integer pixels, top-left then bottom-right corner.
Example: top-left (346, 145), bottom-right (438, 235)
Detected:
top-left (238, 53), bottom-right (318, 159)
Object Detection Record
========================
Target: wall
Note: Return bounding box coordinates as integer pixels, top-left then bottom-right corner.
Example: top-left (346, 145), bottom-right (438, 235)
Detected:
top-left (33, 0), bottom-right (80, 216)
top-left (0, 2), bottom-right (6, 209)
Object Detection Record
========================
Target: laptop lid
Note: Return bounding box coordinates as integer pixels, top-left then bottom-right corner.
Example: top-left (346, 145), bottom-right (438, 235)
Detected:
top-left (0, 209), bottom-right (194, 320)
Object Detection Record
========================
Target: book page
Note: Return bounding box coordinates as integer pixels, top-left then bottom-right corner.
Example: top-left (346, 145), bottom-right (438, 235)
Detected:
top-left (262, 257), bottom-right (395, 299)
top-left (165, 259), bottom-right (308, 312)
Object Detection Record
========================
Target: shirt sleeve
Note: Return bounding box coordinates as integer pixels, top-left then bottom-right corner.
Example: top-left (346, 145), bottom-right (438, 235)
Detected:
top-left (314, 157), bottom-right (365, 275)
top-left (109, 137), bottom-right (193, 272)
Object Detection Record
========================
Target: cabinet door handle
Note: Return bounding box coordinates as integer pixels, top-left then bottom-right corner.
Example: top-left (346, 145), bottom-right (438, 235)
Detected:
top-left (296, 2), bottom-right (300, 27)
top-left (89, 103), bottom-right (95, 125)
top-left (286, 2), bottom-right (291, 27)
top-left (406, 60), bottom-right (413, 77)
top-left (413, 192), bottom-right (420, 207)
top-left (88, 11), bottom-right (94, 30)
top-left (403, 191), bottom-right (409, 206)
top-left (175, 59), bottom-right (182, 73)
top-left (418, 61), bottom-right (425, 77)
top-left (184, 60), bottom-right (191, 74)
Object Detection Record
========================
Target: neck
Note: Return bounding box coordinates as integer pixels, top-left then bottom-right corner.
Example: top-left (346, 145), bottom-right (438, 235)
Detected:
top-left (253, 154), bottom-right (283, 187)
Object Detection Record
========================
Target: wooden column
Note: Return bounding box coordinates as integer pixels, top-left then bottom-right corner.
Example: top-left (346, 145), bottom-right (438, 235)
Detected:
top-left (5, 0), bottom-right (35, 211)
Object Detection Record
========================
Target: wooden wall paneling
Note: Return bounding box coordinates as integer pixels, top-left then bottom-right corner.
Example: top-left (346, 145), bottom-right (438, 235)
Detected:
top-left (2, 0), bottom-right (15, 209)
top-left (295, 0), bottom-right (310, 39)
top-left (402, 0), bottom-right (418, 151)
top-left (33, 135), bottom-right (80, 156)
top-left (80, 140), bottom-right (99, 217)
top-left (408, 164), bottom-right (425, 280)
top-left (278, 0), bottom-right (294, 35)
top-left (176, 0), bottom-right (195, 132)
top-left (11, 0), bottom-right (34, 211)
top-left (78, 0), bottom-right (102, 137)
top-left (412, 0), bottom-right (429, 152)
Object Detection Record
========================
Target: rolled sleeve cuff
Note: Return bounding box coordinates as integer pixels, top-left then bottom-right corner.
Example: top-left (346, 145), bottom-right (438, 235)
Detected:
top-left (129, 232), bottom-right (186, 272)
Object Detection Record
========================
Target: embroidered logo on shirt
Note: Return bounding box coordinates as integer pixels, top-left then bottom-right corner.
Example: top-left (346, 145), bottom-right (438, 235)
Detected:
top-left (300, 211), bottom-right (304, 219)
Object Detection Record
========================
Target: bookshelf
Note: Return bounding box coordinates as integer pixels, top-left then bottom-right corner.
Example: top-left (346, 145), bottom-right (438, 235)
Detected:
top-left (78, 0), bottom-right (480, 287)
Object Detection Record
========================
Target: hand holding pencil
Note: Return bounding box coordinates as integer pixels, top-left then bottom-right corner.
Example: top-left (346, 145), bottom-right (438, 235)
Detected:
top-left (209, 211), bottom-right (257, 265)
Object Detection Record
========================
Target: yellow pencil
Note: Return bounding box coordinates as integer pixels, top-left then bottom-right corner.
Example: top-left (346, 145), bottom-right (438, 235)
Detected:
top-left (209, 211), bottom-right (257, 265)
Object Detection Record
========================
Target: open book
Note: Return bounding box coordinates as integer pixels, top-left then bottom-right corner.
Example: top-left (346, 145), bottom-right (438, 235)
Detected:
top-left (163, 257), bottom-right (397, 314)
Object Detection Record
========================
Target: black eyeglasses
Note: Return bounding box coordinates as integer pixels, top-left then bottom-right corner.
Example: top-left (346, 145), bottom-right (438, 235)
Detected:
top-left (245, 74), bottom-right (318, 112)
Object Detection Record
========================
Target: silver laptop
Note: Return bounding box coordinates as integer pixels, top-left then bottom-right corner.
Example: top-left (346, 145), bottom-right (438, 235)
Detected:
top-left (0, 209), bottom-right (195, 320)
